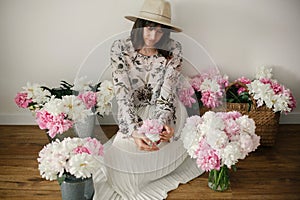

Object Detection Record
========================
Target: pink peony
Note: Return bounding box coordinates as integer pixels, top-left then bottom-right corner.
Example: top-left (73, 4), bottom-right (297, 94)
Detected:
top-left (218, 111), bottom-right (242, 121)
top-left (201, 91), bottom-right (222, 108)
top-left (138, 119), bottom-right (163, 135)
top-left (223, 119), bottom-right (240, 138)
top-left (190, 75), bottom-right (203, 91)
top-left (85, 137), bottom-right (104, 156)
top-left (14, 92), bottom-right (32, 108)
top-left (36, 110), bottom-right (73, 138)
top-left (217, 77), bottom-right (229, 88)
top-left (195, 140), bottom-right (220, 171)
top-left (46, 114), bottom-right (73, 138)
top-left (138, 119), bottom-right (163, 142)
top-left (237, 87), bottom-right (247, 95)
top-left (288, 92), bottom-right (297, 112)
top-left (236, 76), bottom-right (252, 85)
top-left (73, 146), bottom-right (91, 154)
top-left (78, 91), bottom-right (97, 109)
top-left (36, 110), bottom-right (53, 130)
top-left (178, 87), bottom-right (196, 108)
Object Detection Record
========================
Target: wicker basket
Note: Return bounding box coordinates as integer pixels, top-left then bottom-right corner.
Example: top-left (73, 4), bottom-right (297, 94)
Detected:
top-left (225, 82), bottom-right (280, 146)
top-left (199, 106), bottom-right (211, 116)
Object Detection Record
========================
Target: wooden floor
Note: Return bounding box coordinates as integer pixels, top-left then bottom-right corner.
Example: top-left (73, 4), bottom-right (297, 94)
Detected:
top-left (0, 125), bottom-right (299, 200)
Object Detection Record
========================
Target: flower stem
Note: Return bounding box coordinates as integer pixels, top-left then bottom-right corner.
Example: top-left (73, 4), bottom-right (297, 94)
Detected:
top-left (208, 165), bottom-right (230, 191)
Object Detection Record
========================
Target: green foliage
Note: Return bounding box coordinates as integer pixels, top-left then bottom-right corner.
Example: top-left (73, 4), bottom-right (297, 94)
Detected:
top-left (226, 83), bottom-right (253, 111)
top-left (41, 80), bottom-right (77, 99)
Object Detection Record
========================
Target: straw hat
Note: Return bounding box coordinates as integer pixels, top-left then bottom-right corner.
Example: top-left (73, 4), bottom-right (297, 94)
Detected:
top-left (125, 0), bottom-right (182, 32)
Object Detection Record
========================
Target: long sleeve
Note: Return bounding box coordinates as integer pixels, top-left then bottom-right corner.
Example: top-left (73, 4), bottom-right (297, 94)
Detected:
top-left (153, 41), bottom-right (183, 125)
top-left (110, 40), bottom-right (139, 136)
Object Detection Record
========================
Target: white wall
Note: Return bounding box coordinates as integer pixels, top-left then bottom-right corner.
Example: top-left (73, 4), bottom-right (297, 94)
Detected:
top-left (1, 0), bottom-right (299, 125)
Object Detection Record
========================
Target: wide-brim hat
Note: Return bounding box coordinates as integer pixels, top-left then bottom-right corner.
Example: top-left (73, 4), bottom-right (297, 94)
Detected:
top-left (125, 0), bottom-right (182, 32)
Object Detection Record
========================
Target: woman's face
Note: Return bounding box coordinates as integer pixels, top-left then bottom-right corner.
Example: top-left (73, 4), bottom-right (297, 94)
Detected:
top-left (143, 25), bottom-right (164, 48)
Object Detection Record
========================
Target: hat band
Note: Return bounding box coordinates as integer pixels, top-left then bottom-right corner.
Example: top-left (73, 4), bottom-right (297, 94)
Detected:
top-left (139, 10), bottom-right (171, 24)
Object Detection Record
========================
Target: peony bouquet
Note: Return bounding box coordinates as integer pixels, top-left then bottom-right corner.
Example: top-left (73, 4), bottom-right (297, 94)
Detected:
top-left (226, 66), bottom-right (296, 114)
top-left (137, 119), bottom-right (163, 144)
top-left (180, 111), bottom-right (260, 191)
top-left (15, 77), bottom-right (114, 138)
top-left (38, 137), bottom-right (104, 183)
top-left (247, 66), bottom-right (296, 113)
top-left (179, 68), bottom-right (229, 109)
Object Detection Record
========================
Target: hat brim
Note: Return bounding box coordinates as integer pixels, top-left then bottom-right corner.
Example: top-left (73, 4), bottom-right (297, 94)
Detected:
top-left (125, 15), bottom-right (182, 32)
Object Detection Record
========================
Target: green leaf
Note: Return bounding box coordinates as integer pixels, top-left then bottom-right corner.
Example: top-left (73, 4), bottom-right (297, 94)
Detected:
top-left (57, 174), bottom-right (66, 185)
top-left (232, 165), bottom-right (237, 172)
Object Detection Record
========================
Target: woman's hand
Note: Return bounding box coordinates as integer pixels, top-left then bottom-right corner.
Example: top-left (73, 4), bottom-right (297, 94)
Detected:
top-left (160, 125), bottom-right (174, 142)
top-left (132, 131), bottom-right (159, 151)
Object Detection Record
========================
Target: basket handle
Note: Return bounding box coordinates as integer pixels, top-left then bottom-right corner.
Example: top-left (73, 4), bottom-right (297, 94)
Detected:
top-left (225, 81), bottom-right (257, 110)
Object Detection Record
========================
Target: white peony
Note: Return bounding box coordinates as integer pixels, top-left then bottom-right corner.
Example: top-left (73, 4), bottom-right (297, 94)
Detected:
top-left (38, 137), bottom-right (104, 181)
top-left (61, 95), bottom-right (92, 122)
top-left (38, 140), bottom-right (69, 180)
top-left (67, 154), bottom-right (99, 178)
top-left (247, 80), bottom-right (274, 108)
top-left (219, 142), bottom-right (243, 167)
top-left (23, 82), bottom-right (51, 105)
top-left (272, 94), bottom-right (290, 113)
top-left (199, 111), bottom-right (225, 133)
top-left (98, 80), bottom-right (114, 97)
top-left (236, 115), bottom-right (256, 135)
top-left (206, 129), bottom-right (229, 150)
top-left (96, 102), bottom-right (112, 116)
top-left (180, 115), bottom-right (202, 158)
top-left (95, 80), bottom-right (114, 116)
top-left (200, 79), bottom-right (220, 93)
top-left (255, 66), bottom-right (273, 79)
top-left (72, 76), bottom-right (93, 92)
top-left (42, 97), bottom-right (65, 115)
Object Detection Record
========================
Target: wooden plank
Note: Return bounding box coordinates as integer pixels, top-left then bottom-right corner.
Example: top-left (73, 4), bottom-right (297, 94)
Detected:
top-left (0, 189), bottom-right (61, 200)
top-left (0, 125), bottom-right (300, 200)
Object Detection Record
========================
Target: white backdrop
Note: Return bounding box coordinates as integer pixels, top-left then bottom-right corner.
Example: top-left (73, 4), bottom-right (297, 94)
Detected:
top-left (1, 0), bottom-right (299, 124)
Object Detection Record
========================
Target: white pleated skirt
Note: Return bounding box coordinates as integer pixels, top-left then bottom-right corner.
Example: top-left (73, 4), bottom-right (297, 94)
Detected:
top-left (93, 101), bottom-right (204, 200)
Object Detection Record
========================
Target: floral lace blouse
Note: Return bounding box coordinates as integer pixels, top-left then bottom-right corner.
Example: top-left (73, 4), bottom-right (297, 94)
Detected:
top-left (110, 36), bottom-right (183, 136)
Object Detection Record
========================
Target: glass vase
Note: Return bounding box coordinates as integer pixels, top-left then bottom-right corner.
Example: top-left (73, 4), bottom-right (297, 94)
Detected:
top-left (208, 165), bottom-right (230, 192)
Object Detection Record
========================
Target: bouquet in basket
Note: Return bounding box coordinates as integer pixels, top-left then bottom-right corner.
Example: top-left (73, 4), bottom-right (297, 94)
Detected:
top-left (180, 111), bottom-right (260, 191)
top-left (178, 68), bottom-right (229, 110)
top-left (226, 66), bottom-right (296, 114)
top-left (14, 77), bottom-right (114, 138)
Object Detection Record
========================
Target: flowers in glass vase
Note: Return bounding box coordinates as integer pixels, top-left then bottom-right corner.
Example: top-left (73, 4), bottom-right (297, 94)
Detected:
top-left (137, 119), bottom-right (163, 144)
top-left (180, 111), bottom-right (260, 191)
top-left (38, 137), bottom-right (104, 183)
top-left (179, 68), bottom-right (229, 109)
top-left (247, 66), bottom-right (296, 113)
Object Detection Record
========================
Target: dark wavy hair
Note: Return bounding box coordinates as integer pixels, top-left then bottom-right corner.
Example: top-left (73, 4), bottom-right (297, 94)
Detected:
top-left (130, 18), bottom-right (172, 59)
